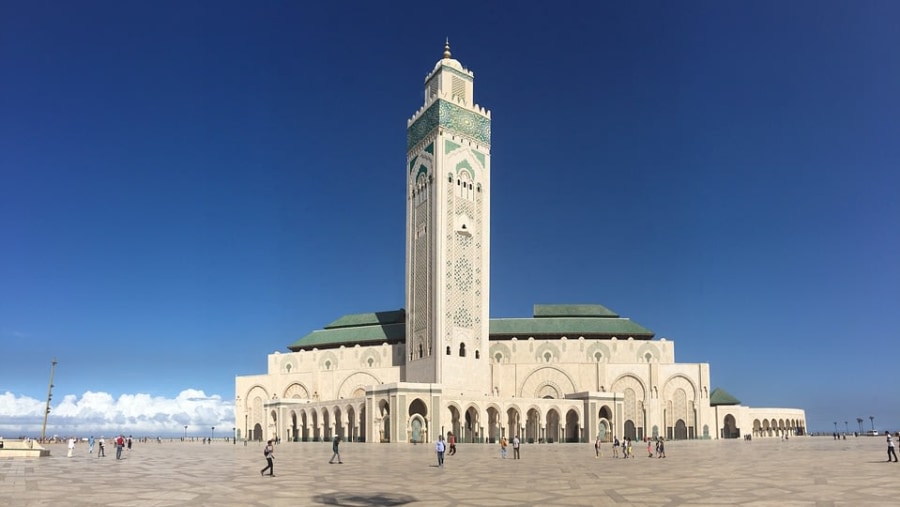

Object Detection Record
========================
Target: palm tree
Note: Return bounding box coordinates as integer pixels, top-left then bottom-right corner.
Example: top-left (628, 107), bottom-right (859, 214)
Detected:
top-left (870, 416), bottom-right (875, 432)
top-left (857, 418), bottom-right (864, 434)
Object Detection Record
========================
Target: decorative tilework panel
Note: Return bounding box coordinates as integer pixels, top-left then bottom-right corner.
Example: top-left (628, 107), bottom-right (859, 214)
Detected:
top-left (408, 100), bottom-right (491, 150)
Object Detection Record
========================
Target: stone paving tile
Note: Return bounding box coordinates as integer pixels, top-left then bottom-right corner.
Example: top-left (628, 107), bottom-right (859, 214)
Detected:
top-left (1, 437), bottom-right (899, 506)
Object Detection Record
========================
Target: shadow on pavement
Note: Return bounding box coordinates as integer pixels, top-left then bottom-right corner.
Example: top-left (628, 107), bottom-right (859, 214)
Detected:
top-left (312, 492), bottom-right (417, 506)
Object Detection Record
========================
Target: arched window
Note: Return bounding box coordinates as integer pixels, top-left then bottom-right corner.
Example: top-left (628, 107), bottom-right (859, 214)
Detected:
top-left (446, 346), bottom-right (451, 355)
top-left (475, 350), bottom-right (480, 359)
top-left (418, 344), bottom-right (424, 359)
top-left (459, 343), bottom-right (466, 357)
top-left (456, 171), bottom-right (474, 200)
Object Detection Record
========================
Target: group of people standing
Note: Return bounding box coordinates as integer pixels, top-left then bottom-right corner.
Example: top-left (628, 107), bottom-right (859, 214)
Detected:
top-left (603, 436), bottom-right (666, 459)
top-left (435, 432), bottom-right (521, 467)
top-left (66, 434), bottom-right (131, 459)
top-left (433, 431), bottom-right (462, 466)
top-left (496, 434), bottom-right (521, 460)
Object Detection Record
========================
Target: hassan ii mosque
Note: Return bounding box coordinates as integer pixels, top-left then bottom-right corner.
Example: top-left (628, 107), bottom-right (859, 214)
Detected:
top-left (235, 43), bottom-right (806, 445)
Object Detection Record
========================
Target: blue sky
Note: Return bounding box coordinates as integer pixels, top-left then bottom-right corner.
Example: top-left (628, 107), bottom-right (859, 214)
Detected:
top-left (1, 1), bottom-right (898, 437)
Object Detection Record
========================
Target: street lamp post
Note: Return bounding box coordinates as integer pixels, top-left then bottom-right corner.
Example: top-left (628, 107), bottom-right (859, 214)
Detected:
top-left (844, 421), bottom-right (848, 434)
top-left (184, 425), bottom-right (188, 441)
top-left (211, 426), bottom-right (215, 442)
top-left (40, 358), bottom-right (57, 443)
top-left (870, 416), bottom-right (875, 433)
top-left (833, 421), bottom-right (837, 434)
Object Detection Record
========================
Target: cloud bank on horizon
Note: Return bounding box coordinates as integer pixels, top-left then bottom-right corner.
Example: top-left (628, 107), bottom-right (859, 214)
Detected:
top-left (0, 389), bottom-right (234, 438)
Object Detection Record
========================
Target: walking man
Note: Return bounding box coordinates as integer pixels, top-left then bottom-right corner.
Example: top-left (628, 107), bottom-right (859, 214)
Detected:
top-left (447, 431), bottom-right (457, 456)
top-left (329, 435), bottom-right (343, 464)
top-left (97, 437), bottom-right (105, 457)
top-left (88, 435), bottom-right (95, 454)
top-left (260, 439), bottom-right (275, 476)
top-left (512, 435), bottom-right (520, 459)
top-left (888, 432), bottom-right (898, 462)
top-left (115, 434), bottom-right (125, 460)
top-left (435, 434), bottom-right (446, 467)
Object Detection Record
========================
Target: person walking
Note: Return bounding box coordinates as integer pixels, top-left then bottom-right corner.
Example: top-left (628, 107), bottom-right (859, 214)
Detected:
top-left (447, 432), bottom-right (457, 456)
top-left (329, 436), bottom-right (342, 464)
top-left (887, 432), bottom-right (898, 462)
top-left (595, 436), bottom-right (602, 458)
top-left (612, 436), bottom-right (619, 458)
top-left (88, 436), bottom-right (95, 454)
top-left (512, 435), bottom-right (520, 459)
top-left (435, 435), bottom-right (446, 467)
top-left (647, 438), bottom-right (653, 458)
top-left (499, 436), bottom-right (508, 458)
top-left (115, 434), bottom-right (125, 460)
top-left (260, 439), bottom-right (275, 476)
top-left (97, 437), bottom-right (105, 457)
top-left (657, 437), bottom-right (666, 458)
top-left (67, 437), bottom-right (75, 458)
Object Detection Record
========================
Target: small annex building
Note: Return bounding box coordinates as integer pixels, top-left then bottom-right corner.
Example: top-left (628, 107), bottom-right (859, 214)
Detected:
top-left (234, 43), bottom-right (806, 444)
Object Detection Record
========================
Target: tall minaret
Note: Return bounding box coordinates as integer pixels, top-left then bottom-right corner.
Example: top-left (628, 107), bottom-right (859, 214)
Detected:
top-left (405, 41), bottom-right (491, 394)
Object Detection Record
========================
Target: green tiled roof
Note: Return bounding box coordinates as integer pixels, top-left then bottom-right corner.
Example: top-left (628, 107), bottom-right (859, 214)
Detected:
top-left (289, 323), bottom-right (406, 351)
top-left (533, 304), bottom-right (619, 318)
top-left (489, 317), bottom-right (653, 338)
top-left (288, 304), bottom-right (655, 350)
top-left (709, 387), bottom-right (742, 406)
top-left (324, 310), bottom-right (405, 329)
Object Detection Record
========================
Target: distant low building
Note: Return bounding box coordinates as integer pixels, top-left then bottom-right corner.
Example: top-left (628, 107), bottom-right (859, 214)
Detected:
top-left (235, 43), bottom-right (806, 444)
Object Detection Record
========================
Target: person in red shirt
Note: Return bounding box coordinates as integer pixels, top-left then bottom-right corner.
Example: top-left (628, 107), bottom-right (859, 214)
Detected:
top-left (115, 435), bottom-right (125, 460)
top-left (447, 432), bottom-right (457, 456)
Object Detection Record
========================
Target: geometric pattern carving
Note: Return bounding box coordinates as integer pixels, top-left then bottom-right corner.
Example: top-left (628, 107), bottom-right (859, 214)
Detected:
top-left (407, 100), bottom-right (491, 150)
top-left (585, 341), bottom-right (611, 362)
top-left (408, 149), bottom-right (434, 361)
top-left (284, 383), bottom-right (310, 400)
top-left (612, 375), bottom-right (646, 427)
top-left (534, 342), bottom-right (561, 363)
top-left (337, 372), bottom-right (382, 400)
top-left (489, 342), bottom-right (512, 363)
top-left (663, 375), bottom-right (696, 403)
top-left (519, 366), bottom-right (577, 398)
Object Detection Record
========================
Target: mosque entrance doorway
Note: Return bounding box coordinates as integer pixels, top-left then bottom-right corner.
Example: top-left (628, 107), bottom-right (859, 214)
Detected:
top-left (598, 419), bottom-right (610, 442)
top-left (624, 420), bottom-right (636, 440)
top-left (409, 398), bottom-right (428, 443)
top-left (722, 414), bottom-right (739, 439)
top-left (674, 419), bottom-right (688, 440)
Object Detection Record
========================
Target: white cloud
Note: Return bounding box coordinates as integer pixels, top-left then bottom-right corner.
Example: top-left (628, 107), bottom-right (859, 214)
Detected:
top-left (0, 390), bottom-right (234, 438)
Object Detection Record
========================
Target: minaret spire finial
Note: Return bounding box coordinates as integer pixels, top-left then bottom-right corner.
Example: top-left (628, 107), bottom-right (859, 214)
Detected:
top-left (443, 38), bottom-right (451, 59)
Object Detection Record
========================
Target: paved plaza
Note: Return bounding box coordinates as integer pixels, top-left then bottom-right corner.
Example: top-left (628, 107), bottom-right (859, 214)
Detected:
top-left (2, 436), bottom-right (898, 506)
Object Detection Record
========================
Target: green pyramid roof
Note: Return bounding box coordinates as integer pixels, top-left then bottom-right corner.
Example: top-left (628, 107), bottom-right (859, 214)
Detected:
top-left (709, 387), bottom-right (741, 406)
